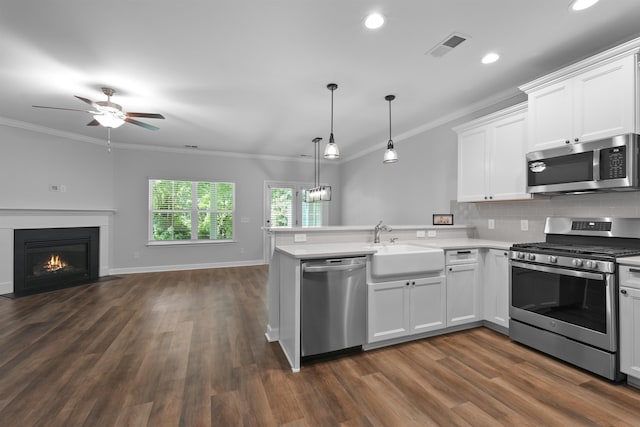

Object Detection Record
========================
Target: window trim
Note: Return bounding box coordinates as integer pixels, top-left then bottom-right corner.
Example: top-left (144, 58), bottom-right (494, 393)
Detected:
top-left (148, 179), bottom-right (235, 243)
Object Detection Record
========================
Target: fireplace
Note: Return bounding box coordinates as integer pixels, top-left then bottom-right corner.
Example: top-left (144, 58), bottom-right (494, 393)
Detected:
top-left (14, 227), bottom-right (99, 296)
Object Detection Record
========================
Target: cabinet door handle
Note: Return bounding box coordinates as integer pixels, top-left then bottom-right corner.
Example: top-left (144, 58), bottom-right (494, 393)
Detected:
top-left (574, 138), bottom-right (579, 142)
top-left (457, 250), bottom-right (472, 254)
top-left (629, 268), bottom-right (640, 274)
top-left (565, 140), bottom-right (570, 144)
top-left (621, 289), bottom-right (628, 295)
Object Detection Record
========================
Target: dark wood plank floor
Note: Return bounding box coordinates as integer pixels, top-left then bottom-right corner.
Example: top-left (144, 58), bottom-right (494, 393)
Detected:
top-left (1, 266), bottom-right (640, 426)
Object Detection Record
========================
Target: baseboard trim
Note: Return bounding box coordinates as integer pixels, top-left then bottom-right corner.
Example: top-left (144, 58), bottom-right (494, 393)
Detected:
top-left (109, 259), bottom-right (266, 275)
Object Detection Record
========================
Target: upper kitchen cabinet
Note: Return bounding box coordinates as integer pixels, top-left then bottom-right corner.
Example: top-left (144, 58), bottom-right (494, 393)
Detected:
top-left (521, 44), bottom-right (639, 152)
top-left (455, 103), bottom-right (531, 202)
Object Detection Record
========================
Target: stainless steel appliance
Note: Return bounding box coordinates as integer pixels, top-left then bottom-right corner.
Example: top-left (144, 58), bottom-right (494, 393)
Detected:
top-left (509, 217), bottom-right (640, 381)
top-left (301, 257), bottom-right (366, 357)
top-left (527, 133), bottom-right (640, 195)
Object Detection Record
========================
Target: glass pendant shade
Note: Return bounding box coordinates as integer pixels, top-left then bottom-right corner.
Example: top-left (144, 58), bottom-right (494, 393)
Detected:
top-left (94, 114), bottom-right (125, 128)
top-left (383, 140), bottom-right (398, 163)
top-left (324, 135), bottom-right (340, 159)
top-left (304, 185), bottom-right (332, 202)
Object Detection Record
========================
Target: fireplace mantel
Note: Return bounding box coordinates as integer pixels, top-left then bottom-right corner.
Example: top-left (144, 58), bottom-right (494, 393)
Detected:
top-left (0, 209), bottom-right (113, 294)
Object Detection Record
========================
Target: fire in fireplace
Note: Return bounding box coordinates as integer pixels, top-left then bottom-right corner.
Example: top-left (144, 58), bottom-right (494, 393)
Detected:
top-left (14, 227), bottom-right (99, 296)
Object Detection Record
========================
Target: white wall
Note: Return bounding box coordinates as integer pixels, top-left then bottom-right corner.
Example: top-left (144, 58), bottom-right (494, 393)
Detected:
top-left (0, 124), bottom-right (114, 210)
top-left (111, 147), bottom-right (340, 271)
top-left (340, 125), bottom-right (457, 225)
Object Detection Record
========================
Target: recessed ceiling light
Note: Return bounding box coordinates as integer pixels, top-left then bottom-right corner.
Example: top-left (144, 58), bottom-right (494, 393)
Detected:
top-left (364, 13), bottom-right (385, 29)
top-left (481, 52), bottom-right (500, 64)
top-left (570, 0), bottom-right (599, 11)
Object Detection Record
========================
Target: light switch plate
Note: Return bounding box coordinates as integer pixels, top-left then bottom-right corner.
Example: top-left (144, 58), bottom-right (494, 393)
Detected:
top-left (427, 230), bottom-right (437, 237)
top-left (416, 230), bottom-right (426, 238)
top-left (294, 233), bottom-right (307, 242)
top-left (521, 220), bottom-right (529, 231)
top-left (488, 219), bottom-right (495, 230)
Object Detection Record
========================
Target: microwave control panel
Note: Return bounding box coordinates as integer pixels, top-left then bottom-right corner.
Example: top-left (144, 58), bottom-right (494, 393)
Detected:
top-left (600, 146), bottom-right (626, 179)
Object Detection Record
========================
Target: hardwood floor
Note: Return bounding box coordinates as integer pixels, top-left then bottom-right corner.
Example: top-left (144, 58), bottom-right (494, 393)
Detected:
top-left (1, 266), bottom-right (640, 426)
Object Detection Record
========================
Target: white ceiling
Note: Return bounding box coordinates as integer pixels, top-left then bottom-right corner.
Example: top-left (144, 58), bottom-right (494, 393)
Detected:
top-left (2, 1), bottom-right (640, 160)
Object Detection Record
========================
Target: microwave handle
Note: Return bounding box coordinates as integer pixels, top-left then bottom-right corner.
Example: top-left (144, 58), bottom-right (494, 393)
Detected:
top-left (593, 148), bottom-right (601, 181)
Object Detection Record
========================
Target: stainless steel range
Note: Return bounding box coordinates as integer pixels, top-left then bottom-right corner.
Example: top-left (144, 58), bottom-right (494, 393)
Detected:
top-left (509, 217), bottom-right (640, 381)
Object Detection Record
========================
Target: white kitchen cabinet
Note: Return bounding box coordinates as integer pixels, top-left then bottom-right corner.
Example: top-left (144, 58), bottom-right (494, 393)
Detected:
top-left (483, 249), bottom-right (510, 329)
top-left (619, 265), bottom-right (640, 384)
top-left (455, 103), bottom-right (531, 202)
top-left (367, 275), bottom-right (445, 343)
top-left (445, 250), bottom-right (482, 327)
top-left (523, 54), bottom-right (638, 152)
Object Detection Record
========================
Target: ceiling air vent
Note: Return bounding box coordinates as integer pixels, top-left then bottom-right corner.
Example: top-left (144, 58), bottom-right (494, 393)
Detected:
top-left (427, 32), bottom-right (470, 58)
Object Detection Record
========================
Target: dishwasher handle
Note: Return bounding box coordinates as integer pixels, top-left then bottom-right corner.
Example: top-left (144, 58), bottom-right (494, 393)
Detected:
top-left (302, 258), bottom-right (366, 273)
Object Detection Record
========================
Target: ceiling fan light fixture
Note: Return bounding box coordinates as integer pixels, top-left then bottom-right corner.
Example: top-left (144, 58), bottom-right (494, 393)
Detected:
top-left (324, 83), bottom-right (340, 159)
top-left (94, 114), bottom-right (125, 128)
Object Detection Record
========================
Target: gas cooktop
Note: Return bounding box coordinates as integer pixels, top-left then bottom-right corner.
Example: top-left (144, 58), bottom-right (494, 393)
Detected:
top-left (511, 242), bottom-right (640, 259)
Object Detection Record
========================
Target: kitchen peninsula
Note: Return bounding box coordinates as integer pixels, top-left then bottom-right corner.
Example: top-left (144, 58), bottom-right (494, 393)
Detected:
top-left (265, 224), bottom-right (514, 371)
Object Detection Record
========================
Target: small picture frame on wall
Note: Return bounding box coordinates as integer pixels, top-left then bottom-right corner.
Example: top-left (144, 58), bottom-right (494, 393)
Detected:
top-left (433, 214), bottom-right (454, 226)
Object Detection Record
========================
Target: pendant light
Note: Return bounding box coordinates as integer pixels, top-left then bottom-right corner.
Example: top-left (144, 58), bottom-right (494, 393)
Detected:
top-left (383, 94), bottom-right (398, 163)
top-left (305, 137), bottom-right (332, 202)
top-left (324, 83), bottom-right (340, 159)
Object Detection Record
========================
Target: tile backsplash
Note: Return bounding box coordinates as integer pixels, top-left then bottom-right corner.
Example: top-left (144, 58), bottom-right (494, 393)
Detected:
top-left (452, 191), bottom-right (640, 242)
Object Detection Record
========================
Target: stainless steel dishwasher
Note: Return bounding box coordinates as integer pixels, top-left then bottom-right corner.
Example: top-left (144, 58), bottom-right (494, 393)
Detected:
top-left (301, 257), bottom-right (367, 357)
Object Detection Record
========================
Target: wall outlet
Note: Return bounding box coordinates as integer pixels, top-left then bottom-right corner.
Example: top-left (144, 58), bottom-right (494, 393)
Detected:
top-left (427, 230), bottom-right (437, 237)
top-left (488, 219), bottom-right (495, 230)
top-left (521, 219), bottom-right (529, 231)
top-left (416, 230), bottom-right (426, 238)
top-left (240, 217), bottom-right (250, 223)
top-left (294, 233), bottom-right (307, 242)
top-left (133, 251), bottom-right (140, 259)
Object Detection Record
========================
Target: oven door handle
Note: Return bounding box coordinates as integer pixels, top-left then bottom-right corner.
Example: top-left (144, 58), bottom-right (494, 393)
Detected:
top-left (511, 261), bottom-right (605, 281)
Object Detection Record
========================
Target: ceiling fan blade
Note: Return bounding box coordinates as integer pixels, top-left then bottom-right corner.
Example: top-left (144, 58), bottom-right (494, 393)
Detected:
top-left (125, 117), bottom-right (160, 131)
top-left (87, 119), bottom-right (100, 126)
top-left (74, 95), bottom-right (99, 108)
top-left (33, 105), bottom-right (93, 113)
top-left (126, 112), bottom-right (165, 119)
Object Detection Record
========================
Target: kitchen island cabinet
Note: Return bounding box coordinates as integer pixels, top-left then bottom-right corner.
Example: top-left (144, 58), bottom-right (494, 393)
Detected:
top-left (367, 274), bottom-right (446, 343)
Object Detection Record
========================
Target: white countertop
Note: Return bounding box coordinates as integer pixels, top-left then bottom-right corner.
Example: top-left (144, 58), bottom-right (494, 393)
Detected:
top-left (275, 238), bottom-right (514, 259)
top-left (618, 256), bottom-right (640, 266)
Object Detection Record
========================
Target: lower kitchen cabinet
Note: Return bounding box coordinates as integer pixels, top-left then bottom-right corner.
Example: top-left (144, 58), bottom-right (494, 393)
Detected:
top-left (367, 275), bottom-right (446, 343)
top-left (483, 249), bottom-right (510, 329)
top-left (446, 252), bottom-right (481, 327)
top-left (619, 266), bottom-right (640, 382)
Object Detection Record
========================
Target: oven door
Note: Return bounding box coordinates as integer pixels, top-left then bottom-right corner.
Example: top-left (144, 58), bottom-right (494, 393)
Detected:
top-left (510, 261), bottom-right (616, 351)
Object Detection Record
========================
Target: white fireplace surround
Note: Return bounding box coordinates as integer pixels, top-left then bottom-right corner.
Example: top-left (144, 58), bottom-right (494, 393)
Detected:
top-left (0, 209), bottom-right (113, 295)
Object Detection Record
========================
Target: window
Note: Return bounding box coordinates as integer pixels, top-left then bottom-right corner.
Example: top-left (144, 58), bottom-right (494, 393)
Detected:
top-left (265, 182), bottom-right (327, 228)
top-left (149, 179), bottom-right (234, 242)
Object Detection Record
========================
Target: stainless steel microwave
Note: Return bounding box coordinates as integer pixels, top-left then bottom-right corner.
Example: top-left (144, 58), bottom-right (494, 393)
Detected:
top-left (527, 133), bottom-right (640, 195)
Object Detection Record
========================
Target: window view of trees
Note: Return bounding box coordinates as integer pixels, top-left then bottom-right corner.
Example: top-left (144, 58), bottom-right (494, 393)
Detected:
top-left (150, 180), bottom-right (234, 241)
top-left (270, 188), bottom-right (293, 227)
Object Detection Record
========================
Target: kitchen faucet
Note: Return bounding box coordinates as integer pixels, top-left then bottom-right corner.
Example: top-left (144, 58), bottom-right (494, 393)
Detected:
top-left (374, 220), bottom-right (392, 244)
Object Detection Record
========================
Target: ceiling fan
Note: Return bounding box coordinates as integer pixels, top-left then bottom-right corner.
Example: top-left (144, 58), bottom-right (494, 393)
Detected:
top-left (33, 87), bottom-right (165, 131)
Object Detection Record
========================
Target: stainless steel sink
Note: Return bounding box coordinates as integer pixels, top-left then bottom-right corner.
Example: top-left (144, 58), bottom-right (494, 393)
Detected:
top-left (369, 243), bottom-right (444, 278)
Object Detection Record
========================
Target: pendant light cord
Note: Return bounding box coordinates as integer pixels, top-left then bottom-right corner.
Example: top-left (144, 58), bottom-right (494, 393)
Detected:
top-left (388, 98), bottom-right (392, 141)
top-left (330, 86), bottom-right (335, 142)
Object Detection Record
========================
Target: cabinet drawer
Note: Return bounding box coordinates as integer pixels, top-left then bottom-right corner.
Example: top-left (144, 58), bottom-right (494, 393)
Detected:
top-left (446, 249), bottom-right (479, 265)
top-left (619, 265), bottom-right (640, 290)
